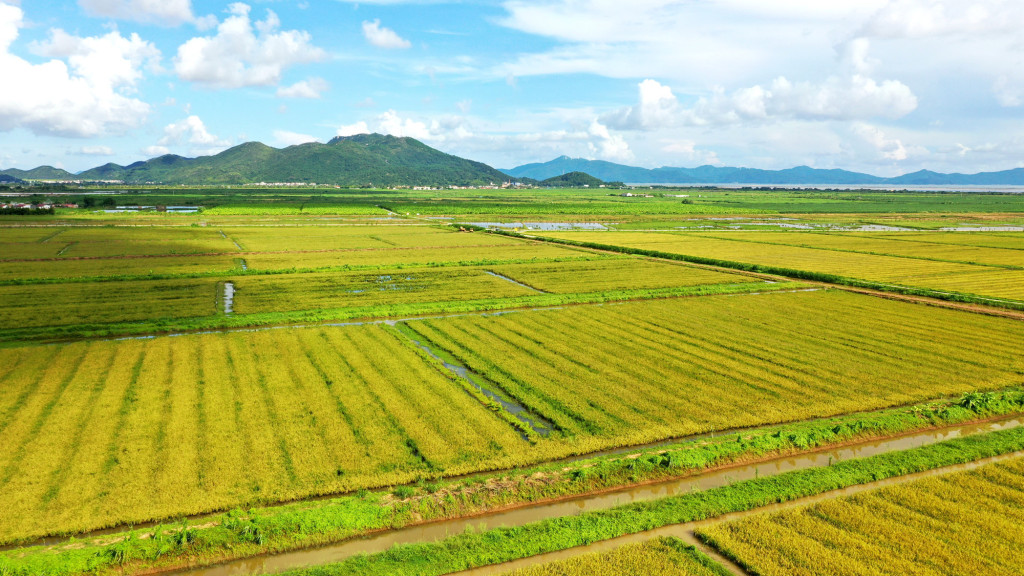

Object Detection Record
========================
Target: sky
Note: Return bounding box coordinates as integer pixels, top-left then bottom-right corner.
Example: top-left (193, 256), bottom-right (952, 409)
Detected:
top-left (1, 0), bottom-right (1024, 176)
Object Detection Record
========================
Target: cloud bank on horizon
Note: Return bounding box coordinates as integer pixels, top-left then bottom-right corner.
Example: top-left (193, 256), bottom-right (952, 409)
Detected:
top-left (0, 0), bottom-right (1022, 176)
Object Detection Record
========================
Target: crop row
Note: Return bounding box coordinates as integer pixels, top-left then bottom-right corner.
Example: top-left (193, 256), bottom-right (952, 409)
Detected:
top-left (3, 387), bottom-right (1018, 576)
top-left (872, 231), bottom-right (1024, 250)
top-left (1, 225), bottom-right (528, 262)
top-left (0, 324), bottom-right (531, 543)
top-left (0, 278), bottom-right (220, 329)
top-left (539, 231), bottom-right (1024, 302)
top-left (228, 225), bottom-right (525, 253)
top-left (230, 268), bottom-right (538, 315)
top-left (695, 231), bottom-right (1024, 268)
top-left (698, 455), bottom-right (1024, 575)
top-left (505, 537), bottom-right (731, 576)
top-left (0, 243), bottom-right (593, 282)
top-left (489, 258), bottom-right (752, 294)
top-left (405, 290), bottom-right (1024, 451)
top-left (0, 251), bottom-right (763, 335)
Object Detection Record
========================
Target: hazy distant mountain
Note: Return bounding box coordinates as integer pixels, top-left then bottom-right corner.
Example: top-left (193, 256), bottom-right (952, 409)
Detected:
top-left (9, 143), bottom-right (1024, 188)
top-left (502, 156), bottom-right (1024, 186)
top-left (71, 134), bottom-right (509, 186)
top-left (885, 168), bottom-right (1024, 185)
top-left (0, 166), bottom-right (76, 181)
top-left (540, 171), bottom-right (608, 187)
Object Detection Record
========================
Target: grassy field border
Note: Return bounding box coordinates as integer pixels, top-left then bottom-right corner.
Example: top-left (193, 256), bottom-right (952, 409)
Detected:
top-left (279, 426), bottom-right (1024, 576)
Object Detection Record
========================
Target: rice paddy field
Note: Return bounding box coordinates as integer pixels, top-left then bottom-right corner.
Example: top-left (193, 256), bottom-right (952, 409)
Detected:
top-left (1, 289), bottom-right (1022, 542)
top-left (1, 189), bottom-right (1023, 575)
top-left (540, 230), bottom-right (1024, 302)
top-left (502, 537), bottom-right (731, 576)
top-left (697, 455), bottom-right (1024, 576)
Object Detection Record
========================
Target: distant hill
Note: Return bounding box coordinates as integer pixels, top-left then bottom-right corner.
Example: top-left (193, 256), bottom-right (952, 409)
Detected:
top-left (503, 156), bottom-right (1024, 186)
top-left (71, 134), bottom-right (509, 187)
top-left (9, 142), bottom-right (1024, 188)
top-left (540, 171), bottom-right (606, 188)
top-left (0, 166), bottom-right (76, 181)
top-left (0, 174), bottom-right (24, 184)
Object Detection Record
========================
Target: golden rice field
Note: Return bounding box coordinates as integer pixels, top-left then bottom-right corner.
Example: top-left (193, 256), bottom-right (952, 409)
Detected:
top-left (0, 278), bottom-right (221, 329)
top-left (227, 225), bottom-right (526, 252)
top-left (231, 267), bottom-right (537, 314)
top-left (0, 324), bottom-right (530, 542)
top-left (698, 455), bottom-right (1024, 576)
top-left (2, 289), bottom-right (1022, 543)
top-left (55, 227), bottom-right (239, 257)
top-left (2, 216), bottom-right (1024, 560)
top-left (503, 537), bottom-right (731, 576)
top-left (0, 253), bottom-right (243, 280)
top-left (542, 231), bottom-right (1024, 301)
top-left (872, 231), bottom-right (1024, 250)
top-left (242, 242), bottom-right (593, 271)
top-left (698, 231), bottom-right (1024, 267)
top-left (405, 289), bottom-right (1024, 448)
top-left (0, 243), bottom-right (593, 281)
top-left (489, 258), bottom-right (752, 293)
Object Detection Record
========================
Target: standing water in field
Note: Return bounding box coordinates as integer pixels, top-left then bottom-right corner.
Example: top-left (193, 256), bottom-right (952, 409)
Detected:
top-left (223, 282), bottom-right (235, 315)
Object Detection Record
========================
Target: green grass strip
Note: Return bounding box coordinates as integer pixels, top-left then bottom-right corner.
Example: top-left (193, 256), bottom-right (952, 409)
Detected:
top-left (282, 426), bottom-right (1024, 576)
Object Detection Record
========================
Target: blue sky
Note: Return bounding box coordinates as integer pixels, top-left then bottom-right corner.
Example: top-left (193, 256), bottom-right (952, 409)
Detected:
top-left (2, 0), bottom-right (1024, 176)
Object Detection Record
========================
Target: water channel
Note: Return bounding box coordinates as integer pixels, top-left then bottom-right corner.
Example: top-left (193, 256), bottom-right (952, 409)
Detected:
top-left (168, 416), bottom-right (1022, 576)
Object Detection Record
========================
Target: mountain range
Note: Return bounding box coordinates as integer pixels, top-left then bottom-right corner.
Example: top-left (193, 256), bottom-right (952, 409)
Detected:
top-left (0, 134), bottom-right (507, 187)
top-left (501, 156), bottom-right (1024, 186)
top-left (4, 136), bottom-right (1024, 187)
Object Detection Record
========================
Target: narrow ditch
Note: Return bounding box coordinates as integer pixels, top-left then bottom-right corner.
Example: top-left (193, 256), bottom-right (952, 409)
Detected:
top-left (484, 270), bottom-right (546, 293)
top-left (166, 416), bottom-right (1023, 576)
top-left (396, 324), bottom-right (553, 438)
top-left (55, 242), bottom-right (76, 256)
top-left (452, 447), bottom-right (1024, 576)
top-left (38, 229), bottom-right (65, 243)
top-left (219, 229), bottom-right (244, 251)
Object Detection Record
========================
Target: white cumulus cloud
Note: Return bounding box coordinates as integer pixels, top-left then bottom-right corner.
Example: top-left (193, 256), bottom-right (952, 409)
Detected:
top-left (586, 120), bottom-right (632, 162)
top-left (158, 115), bottom-right (231, 155)
top-left (605, 73), bottom-right (916, 131)
top-left (376, 109), bottom-right (432, 139)
top-left (78, 0), bottom-right (198, 27)
top-left (174, 3), bottom-right (326, 89)
top-left (0, 5), bottom-right (157, 137)
top-left (76, 145), bottom-right (114, 156)
top-left (336, 121), bottom-right (370, 137)
top-left (273, 130), bottom-right (319, 146)
top-left (362, 19), bottom-right (411, 49)
top-left (859, 0), bottom-right (1024, 38)
top-left (276, 77), bottom-right (328, 99)
top-left (142, 145), bottom-right (170, 157)
top-left (851, 122), bottom-right (909, 161)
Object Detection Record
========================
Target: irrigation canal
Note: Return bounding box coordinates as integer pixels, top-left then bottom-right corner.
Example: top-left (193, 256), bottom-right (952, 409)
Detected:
top-left (166, 416), bottom-right (1022, 576)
